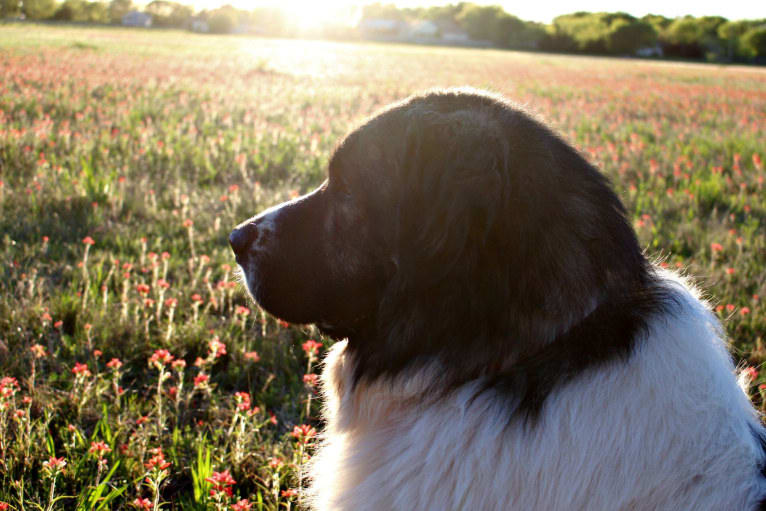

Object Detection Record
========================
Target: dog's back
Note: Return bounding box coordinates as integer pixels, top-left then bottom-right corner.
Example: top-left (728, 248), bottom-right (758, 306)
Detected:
top-left (310, 271), bottom-right (766, 511)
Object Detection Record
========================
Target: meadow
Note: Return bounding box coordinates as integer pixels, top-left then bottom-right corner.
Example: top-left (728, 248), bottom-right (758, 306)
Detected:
top-left (0, 23), bottom-right (764, 510)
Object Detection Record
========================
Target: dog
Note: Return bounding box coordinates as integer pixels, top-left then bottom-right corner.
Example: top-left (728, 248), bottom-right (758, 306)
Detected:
top-left (230, 89), bottom-right (766, 510)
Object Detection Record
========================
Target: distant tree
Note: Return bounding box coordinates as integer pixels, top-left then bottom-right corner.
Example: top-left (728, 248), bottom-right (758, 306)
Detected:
top-left (508, 20), bottom-right (546, 49)
top-left (361, 3), bottom-right (405, 21)
top-left (534, 18), bottom-right (570, 51)
top-left (642, 13), bottom-right (672, 33)
top-left (250, 7), bottom-right (288, 36)
top-left (22, 0), bottom-right (57, 19)
top-left (207, 6), bottom-right (236, 34)
top-left (145, 0), bottom-right (190, 28)
top-left (548, 12), bottom-right (610, 53)
top-left (742, 25), bottom-right (766, 57)
top-left (661, 16), bottom-right (705, 58)
top-left (664, 16), bottom-right (700, 45)
top-left (107, 0), bottom-right (132, 24)
top-left (419, 3), bottom-right (464, 24)
top-left (456, 4), bottom-right (506, 43)
top-left (53, 0), bottom-right (87, 21)
top-left (456, 4), bottom-right (542, 47)
top-left (605, 17), bottom-right (657, 54)
top-left (696, 16), bottom-right (727, 59)
top-left (1, 0), bottom-right (21, 18)
top-left (718, 20), bottom-right (754, 59)
top-left (83, 0), bottom-right (108, 23)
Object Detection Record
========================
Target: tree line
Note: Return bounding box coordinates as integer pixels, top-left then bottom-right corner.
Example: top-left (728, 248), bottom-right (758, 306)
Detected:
top-left (3, 0), bottom-right (765, 62)
top-left (380, 3), bottom-right (766, 62)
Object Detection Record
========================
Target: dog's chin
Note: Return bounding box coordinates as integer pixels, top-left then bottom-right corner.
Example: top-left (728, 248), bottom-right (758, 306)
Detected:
top-left (240, 266), bottom-right (357, 338)
top-left (237, 261), bottom-right (317, 328)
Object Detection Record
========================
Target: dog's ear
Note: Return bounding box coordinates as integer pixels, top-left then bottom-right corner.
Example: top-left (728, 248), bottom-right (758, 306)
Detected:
top-left (396, 109), bottom-right (507, 280)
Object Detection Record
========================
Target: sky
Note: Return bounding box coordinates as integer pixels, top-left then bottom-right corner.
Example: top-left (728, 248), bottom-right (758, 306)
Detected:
top-left (184, 0), bottom-right (765, 24)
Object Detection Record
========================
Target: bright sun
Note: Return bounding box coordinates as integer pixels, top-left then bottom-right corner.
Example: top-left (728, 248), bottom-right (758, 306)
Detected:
top-left (186, 0), bottom-right (359, 29)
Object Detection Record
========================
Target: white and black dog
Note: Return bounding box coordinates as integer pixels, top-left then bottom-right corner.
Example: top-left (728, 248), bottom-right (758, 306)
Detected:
top-left (230, 89), bottom-right (766, 510)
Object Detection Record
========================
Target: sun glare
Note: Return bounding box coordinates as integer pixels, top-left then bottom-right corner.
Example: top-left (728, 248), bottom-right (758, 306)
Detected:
top-left (282, 0), bottom-right (349, 29)
top-left (187, 0), bottom-right (359, 29)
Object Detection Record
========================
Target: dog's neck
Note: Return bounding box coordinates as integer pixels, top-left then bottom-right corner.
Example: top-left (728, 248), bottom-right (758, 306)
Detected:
top-left (340, 274), bottom-right (669, 421)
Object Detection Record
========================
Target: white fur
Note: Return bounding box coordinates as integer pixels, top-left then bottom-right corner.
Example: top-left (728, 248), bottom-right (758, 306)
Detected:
top-left (308, 271), bottom-right (766, 510)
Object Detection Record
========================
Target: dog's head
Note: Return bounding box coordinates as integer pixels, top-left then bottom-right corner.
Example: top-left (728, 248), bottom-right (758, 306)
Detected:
top-left (231, 89), bottom-right (651, 388)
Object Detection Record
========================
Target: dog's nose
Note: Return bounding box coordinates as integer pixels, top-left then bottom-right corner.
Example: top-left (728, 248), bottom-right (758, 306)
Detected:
top-left (229, 223), bottom-right (258, 256)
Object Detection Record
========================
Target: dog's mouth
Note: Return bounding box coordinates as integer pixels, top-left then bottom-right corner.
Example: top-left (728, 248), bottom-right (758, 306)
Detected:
top-left (316, 321), bottom-right (356, 340)
top-left (234, 260), bottom-right (259, 302)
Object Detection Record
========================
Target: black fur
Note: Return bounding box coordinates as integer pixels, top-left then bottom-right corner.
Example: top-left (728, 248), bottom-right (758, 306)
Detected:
top-left (232, 89), bottom-right (670, 418)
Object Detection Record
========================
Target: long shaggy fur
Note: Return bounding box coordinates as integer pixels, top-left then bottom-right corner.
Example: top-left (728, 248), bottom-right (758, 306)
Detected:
top-left (229, 89), bottom-right (766, 511)
top-left (310, 272), bottom-right (766, 510)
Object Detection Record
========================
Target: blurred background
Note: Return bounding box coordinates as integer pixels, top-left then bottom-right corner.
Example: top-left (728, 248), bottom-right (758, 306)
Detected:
top-left (2, 0), bottom-right (766, 62)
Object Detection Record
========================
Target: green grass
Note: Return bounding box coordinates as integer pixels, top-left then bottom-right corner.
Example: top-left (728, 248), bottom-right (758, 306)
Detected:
top-left (0, 23), bottom-right (764, 510)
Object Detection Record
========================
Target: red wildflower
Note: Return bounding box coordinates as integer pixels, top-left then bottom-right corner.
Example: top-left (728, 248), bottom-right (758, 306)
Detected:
top-left (42, 456), bottom-right (67, 476)
top-left (82, 236), bottom-right (95, 245)
top-left (30, 344), bottom-right (47, 358)
top-left (234, 391), bottom-right (251, 411)
top-left (291, 424), bottom-right (317, 442)
top-left (71, 362), bottom-right (91, 377)
top-left (209, 337), bottom-right (226, 358)
top-left (132, 498), bottom-right (152, 510)
top-left (302, 339), bottom-right (322, 355)
top-left (106, 358), bottom-right (123, 370)
top-left (0, 377), bottom-right (19, 397)
top-left (88, 441), bottom-right (111, 458)
top-left (205, 469), bottom-right (236, 489)
top-left (148, 349), bottom-right (174, 368)
top-left (194, 373), bottom-right (209, 387)
top-left (231, 499), bottom-right (252, 511)
top-left (244, 351), bottom-right (260, 362)
top-left (144, 447), bottom-right (171, 470)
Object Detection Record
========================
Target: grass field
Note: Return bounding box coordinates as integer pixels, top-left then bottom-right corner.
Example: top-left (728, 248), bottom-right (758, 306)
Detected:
top-left (0, 23), bottom-right (764, 510)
